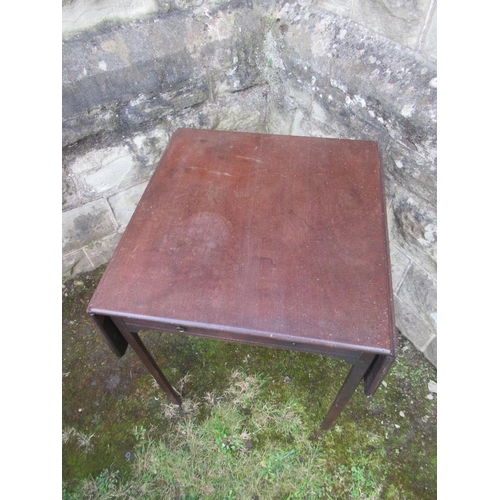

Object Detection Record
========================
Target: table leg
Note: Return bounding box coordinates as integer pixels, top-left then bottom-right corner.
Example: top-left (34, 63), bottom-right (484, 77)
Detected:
top-left (320, 352), bottom-right (375, 430)
top-left (112, 317), bottom-right (182, 406)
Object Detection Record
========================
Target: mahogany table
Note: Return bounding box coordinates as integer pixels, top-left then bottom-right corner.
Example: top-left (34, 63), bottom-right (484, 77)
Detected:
top-left (87, 128), bottom-right (396, 430)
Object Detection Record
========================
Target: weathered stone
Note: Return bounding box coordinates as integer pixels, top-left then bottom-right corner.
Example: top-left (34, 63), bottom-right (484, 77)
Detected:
top-left (290, 108), bottom-right (307, 136)
top-left (225, 17), bottom-right (268, 92)
top-left (165, 85), bottom-right (269, 133)
top-left (382, 170), bottom-right (398, 200)
top-left (63, 168), bottom-right (79, 210)
top-left (423, 336), bottom-right (437, 367)
top-left (317, 0), bottom-right (351, 17)
top-left (381, 140), bottom-right (437, 207)
top-left (69, 145), bottom-right (143, 199)
top-left (117, 93), bottom-right (173, 129)
top-left (389, 243), bottom-right (411, 292)
top-left (270, 81), bottom-right (346, 138)
top-left (62, 250), bottom-right (93, 280)
top-left (171, 84), bottom-right (210, 112)
top-left (63, 200), bottom-right (117, 253)
top-left (217, 106), bottom-right (264, 133)
top-left (62, 106), bottom-right (120, 148)
top-left (171, 0), bottom-right (205, 9)
top-left (84, 231), bottom-right (123, 268)
top-left (387, 183), bottom-right (437, 275)
top-left (63, 16), bottom-right (191, 122)
top-left (397, 263), bottom-right (437, 332)
top-left (271, 10), bottom-right (437, 160)
top-left (214, 86), bottom-right (269, 132)
top-left (62, 58), bottom-right (162, 120)
top-left (62, 8), bottom-right (267, 146)
top-left (351, 0), bottom-right (433, 49)
top-left (421, 3), bottom-right (437, 61)
top-left (62, 0), bottom-right (159, 39)
top-left (164, 105), bottom-right (219, 133)
top-left (394, 296), bottom-right (434, 351)
top-left (132, 125), bottom-right (171, 167)
top-left (108, 181), bottom-right (148, 228)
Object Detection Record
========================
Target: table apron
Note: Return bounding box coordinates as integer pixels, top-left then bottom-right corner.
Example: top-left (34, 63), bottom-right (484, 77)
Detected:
top-left (121, 317), bottom-right (367, 364)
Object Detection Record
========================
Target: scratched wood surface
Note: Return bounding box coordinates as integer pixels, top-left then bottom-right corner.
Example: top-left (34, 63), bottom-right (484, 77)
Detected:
top-left (88, 128), bottom-right (396, 356)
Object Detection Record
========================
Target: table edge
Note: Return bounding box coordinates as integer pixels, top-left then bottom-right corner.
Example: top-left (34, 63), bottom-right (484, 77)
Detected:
top-left (88, 307), bottom-right (396, 357)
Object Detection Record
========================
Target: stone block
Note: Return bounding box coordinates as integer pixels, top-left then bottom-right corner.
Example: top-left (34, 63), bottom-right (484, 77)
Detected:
top-left (212, 86), bottom-right (269, 133)
top-left (381, 140), bottom-right (437, 207)
top-left (117, 93), bottom-right (173, 129)
top-left (63, 15), bottom-right (209, 120)
top-left (62, 168), bottom-right (80, 211)
top-left (387, 183), bottom-right (436, 275)
top-left (171, 84), bottom-right (210, 112)
top-left (165, 105), bottom-right (218, 132)
top-left (62, 249), bottom-right (93, 281)
top-left (108, 181), bottom-right (148, 228)
top-left (225, 17), bottom-right (268, 92)
top-left (115, 78), bottom-right (210, 131)
top-left (62, 106), bottom-right (119, 148)
top-left (63, 0), bottom-right (159, 39)
top-left (421, 3), bottom-right (437, 61)
top-left (397, 263), bottom-right (437, 332)
top-left (389, 243), bottom-right (411, 292)
top-left (291, 109), bottom-right (307, 136)
top-left (62, 8), bottom-right (268, 145)
top-left (84, 231), bottom-right (123, 269)
top-left (171, 0), bottom-right (205, 10)
top-left (216, 106), bottom-right (265, 133)
top-left (311, 100), bottom-right (329, 125)
top-left (274, 10), bottom-right (437, 161)
top-left (382, 170), bottom-right (398, 200)
top-left (267, 110), bottom-right (293, 136)
top-left (317, 0), bottom-right (351, 17)
top-left (69, 145), bottom-right (144, 200)
top-left (63, 58), bottom-right (162, 120)
top-left (423, 336), bottom-right (437, 367)
top-left (394, 295), bottom-right (434, 352)
top-left (63, 199), bottom-right (117, 253)
top-left (351, 0), bottom-right (433, 49)
top-left (132, 126), bottom-right (171, 168)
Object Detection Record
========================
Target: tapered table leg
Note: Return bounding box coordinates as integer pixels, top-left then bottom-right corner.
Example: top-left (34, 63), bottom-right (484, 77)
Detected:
top-left (320, 352), bottom-right (375, 430)
top-left (112, 318), bottom-right (182, 406)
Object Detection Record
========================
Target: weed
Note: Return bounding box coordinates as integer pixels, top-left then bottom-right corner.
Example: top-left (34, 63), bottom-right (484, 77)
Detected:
top-left (63, 427), bottom-right (95, 453)
top-left (76, 431), bottom-right (95, 452)
top-left (260, 449), bottom-right (296, 482)
top-left (349, 465), bottom-right (381, 499)
top-left (67, 371), bottom-right (336, 498)
top-left (79, 468), bottom-right (120, 498)
top-left (62, 427), bottom-right (76, 445)
top-left (177, 373), bottom-right (192, 394)
top-left (133, 425), bottom-right (147, 442)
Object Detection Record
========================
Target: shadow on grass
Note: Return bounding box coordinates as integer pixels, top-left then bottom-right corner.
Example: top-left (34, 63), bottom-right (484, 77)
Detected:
top-left (63, 266), bottom-right (437, 499)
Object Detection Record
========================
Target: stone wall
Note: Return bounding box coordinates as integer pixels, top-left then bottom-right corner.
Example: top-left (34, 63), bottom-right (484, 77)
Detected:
top-left (62, 0), bottom-right (437, 366)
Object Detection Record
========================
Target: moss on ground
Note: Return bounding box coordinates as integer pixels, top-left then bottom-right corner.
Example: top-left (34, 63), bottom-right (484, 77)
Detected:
top-left (62, 266), bottom-right (437, 498)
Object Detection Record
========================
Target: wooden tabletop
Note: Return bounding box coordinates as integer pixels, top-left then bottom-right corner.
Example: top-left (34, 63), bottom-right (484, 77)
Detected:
top-left (88, 128), bottom-right (396, 356)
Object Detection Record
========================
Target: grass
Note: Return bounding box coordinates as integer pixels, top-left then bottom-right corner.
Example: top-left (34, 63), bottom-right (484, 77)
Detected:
top-left (64, 371), bottom-right (337, 499)
top-left (62, 266), bottom-right (437, 499)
